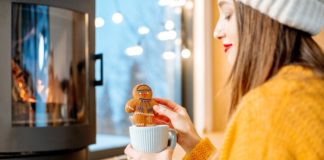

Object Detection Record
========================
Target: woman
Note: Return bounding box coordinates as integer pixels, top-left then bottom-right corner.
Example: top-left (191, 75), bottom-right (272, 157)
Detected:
top-left (125, 0), bottom-right (324, 159)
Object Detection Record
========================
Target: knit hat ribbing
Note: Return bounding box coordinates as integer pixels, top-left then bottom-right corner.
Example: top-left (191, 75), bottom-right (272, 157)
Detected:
top-left (236, 0), bottom-right (324, 35)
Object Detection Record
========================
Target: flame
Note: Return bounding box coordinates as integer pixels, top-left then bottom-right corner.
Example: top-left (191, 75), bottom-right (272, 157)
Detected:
top-left (12, 60), bottom-right (36, 103)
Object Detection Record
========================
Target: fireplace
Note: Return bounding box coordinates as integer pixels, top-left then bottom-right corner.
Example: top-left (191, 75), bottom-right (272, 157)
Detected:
top-left (0, 0), bottom-right (99, 159)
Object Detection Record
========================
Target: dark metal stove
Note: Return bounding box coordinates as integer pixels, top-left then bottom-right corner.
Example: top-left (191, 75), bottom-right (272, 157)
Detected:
top-left (0, 0), bottom-right (100, 159)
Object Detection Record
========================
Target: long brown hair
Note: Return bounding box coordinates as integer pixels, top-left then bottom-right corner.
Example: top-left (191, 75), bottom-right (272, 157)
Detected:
top-left (229, 2), bottom-right (324, 114)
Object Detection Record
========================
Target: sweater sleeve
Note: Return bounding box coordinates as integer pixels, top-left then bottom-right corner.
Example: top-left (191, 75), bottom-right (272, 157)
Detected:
top-left (219, 74), bottom-right (324, 160)
top-left (183, 138), bottom-right (217, 160)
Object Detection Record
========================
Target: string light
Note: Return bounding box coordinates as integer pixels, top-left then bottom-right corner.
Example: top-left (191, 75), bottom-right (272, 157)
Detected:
top-left (170, 0), bottom-right (186, 7)
top-left (138, 26), bottom-right (150, 35)
top-left (164, 20), bottom-right (175, 30)
top-left (158, 0), bottom-right (171, 6)
top-left (95, 17), bottom-right (105, 28)
top-left (185, 0), bottom-right (194, 10)
top-left (112, 12), bottom-right (124, 24)
top-left (181, 48), bottom-right (191, 59)
top-left (162, 51), bottom-right (176, 60)
top-left (109, 0), bottom-right (184, 60)
top-left (159, 0), bottom-right (187, 7)
top-left (125, 45), bottom-right (143, 56)
top-left (157, 30), bottom-right (177, 41)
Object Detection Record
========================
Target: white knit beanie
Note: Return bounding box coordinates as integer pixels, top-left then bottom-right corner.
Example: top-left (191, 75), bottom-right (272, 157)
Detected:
top-left (236, 0), bottom-right (324, 35)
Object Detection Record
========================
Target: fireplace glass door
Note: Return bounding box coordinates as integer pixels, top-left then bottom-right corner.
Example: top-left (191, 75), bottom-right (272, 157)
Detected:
top-left (11, 3), bottom-right (89, 127)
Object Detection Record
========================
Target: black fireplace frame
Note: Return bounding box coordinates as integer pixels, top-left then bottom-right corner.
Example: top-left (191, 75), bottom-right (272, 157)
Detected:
top-left (0, 0), bottom-right (96, 155)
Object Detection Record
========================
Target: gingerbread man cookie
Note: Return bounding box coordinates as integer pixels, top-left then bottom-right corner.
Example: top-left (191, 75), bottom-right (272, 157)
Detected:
top-left (125, 84), bottom-right (158, 127)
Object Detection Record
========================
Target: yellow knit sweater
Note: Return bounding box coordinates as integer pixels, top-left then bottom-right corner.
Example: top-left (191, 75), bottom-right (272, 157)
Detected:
top-left (183, 65), bottom-right (324, 160)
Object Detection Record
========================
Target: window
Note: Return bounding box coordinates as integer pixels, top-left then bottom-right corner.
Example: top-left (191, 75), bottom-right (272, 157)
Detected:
top-left (89, 0), bottom-right (193, 159)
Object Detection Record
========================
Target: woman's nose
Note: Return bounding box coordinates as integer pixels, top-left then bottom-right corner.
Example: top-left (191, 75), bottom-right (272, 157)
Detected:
top-left (213, 22), bottom-right (225, 39)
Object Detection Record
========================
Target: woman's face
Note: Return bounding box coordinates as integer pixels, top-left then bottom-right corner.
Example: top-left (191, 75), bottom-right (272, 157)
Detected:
top-left (214, 0), bottom-right (238, 65)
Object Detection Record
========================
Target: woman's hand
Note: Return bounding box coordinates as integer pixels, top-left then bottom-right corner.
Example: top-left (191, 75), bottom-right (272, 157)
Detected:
top-left (153, 98), bottom-right (201, 153)
top-left (124, 144), bottom-right (173, 160)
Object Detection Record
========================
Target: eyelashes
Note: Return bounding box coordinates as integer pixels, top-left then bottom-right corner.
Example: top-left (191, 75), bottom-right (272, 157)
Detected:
top-left (221, 7), bottom-right (233, 20)
top-left (225, 15), bottom-right (231, 20)
top-left (224, 12), bottom-right (232, 20)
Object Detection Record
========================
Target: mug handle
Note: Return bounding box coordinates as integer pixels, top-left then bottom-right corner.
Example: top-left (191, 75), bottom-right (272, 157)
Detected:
top-left (168, 129), bottom-right (177, 149)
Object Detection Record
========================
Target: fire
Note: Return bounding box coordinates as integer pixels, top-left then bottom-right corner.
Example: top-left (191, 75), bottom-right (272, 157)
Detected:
top-left (12, 60), bottom-right (36, 103)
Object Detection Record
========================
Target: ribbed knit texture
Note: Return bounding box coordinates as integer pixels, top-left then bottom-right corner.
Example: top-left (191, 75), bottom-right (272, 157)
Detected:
top-left (130, 125), bottom-right (169, 153)
top-left (183, 138), bottom-right (216, 160)
top-left (236, 0), bottom-right (324, 35)
top-left (183, 65), bottom-right (324, 159)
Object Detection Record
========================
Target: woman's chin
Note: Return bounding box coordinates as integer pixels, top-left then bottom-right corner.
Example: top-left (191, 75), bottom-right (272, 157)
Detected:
top-left (226, 54), bottom-right (235, 66)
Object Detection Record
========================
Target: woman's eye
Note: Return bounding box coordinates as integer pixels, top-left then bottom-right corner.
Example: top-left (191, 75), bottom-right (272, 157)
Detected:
top-left (225, 13), bottom-right (232, 20)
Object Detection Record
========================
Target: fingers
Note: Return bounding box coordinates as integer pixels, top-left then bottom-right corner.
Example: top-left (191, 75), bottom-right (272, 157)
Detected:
top-left (124, 144), bottom-right (174, 160)
top-left (153, 113), bottom-right (171, 122)
top-left (154, 98), bottom-right (180, 111)
top-left (124, 144), bottom-right (137, 159)
top-left (154, 98), bottom-right (187, 115)
top-left (153, 116), bottom-right (173, 128)
top-left (153, 105), bottom-right (179, 122)
top-left (163, 147), bottom-right (174, 158)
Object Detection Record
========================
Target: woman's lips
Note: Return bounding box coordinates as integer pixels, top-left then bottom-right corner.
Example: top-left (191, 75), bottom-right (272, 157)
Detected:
top-left (223, 44), bottom-right (233, 53)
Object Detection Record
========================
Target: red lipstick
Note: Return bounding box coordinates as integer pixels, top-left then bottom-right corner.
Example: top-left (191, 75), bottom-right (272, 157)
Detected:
top-left (223, 44), bottom-right (233, 53)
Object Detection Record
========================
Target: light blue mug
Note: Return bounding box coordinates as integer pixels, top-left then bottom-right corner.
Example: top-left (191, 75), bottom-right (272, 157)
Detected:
top-left (129, 125), bottom-right (177, 153)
